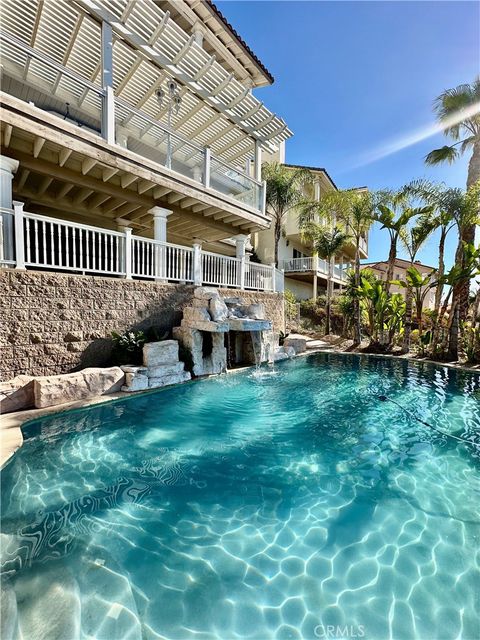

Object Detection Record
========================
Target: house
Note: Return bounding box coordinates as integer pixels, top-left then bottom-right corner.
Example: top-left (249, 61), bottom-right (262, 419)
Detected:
top-left (361, 258), bottom-right (437, 309)
top-left (0, 0), bottom-right (291, 380)
top-left (252, 165), bottom-right (369, 300)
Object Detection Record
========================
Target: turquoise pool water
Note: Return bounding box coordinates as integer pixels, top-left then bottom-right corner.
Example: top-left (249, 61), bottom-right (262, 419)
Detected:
top-left (1, 353), bottom-right (479, 640)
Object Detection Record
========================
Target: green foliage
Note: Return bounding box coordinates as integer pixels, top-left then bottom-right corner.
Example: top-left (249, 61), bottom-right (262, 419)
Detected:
top-left (284, 289), bottom-right (298, 322)
top-left (111, 330), bottom-right (146, 365)
top-left (462, 323), bottom-right (480, 363)
top-left (426, 78), bottom-right (480, 165)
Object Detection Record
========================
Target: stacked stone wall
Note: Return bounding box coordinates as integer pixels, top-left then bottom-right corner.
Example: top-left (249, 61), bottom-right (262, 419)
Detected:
top-left (0, 269), bottom-right (285, 380)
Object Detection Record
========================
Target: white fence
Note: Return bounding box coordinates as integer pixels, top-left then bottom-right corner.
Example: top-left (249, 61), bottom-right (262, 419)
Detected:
top-left (280, 256), bottom-right (346, 281)
top-left (2, 206), bottom-right (284, 293)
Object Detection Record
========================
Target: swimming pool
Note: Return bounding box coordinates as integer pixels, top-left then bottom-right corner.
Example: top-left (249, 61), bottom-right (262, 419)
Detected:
top-left (1, 353), bottom-right (479, 640)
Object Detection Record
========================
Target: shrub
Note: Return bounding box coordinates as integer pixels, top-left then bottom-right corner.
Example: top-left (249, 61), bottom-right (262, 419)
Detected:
top-left (111, 330), bottom-right (146, 365)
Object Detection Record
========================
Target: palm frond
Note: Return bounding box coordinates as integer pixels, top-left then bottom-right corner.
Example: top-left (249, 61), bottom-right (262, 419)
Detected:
top-left (425, 145), bottom-right (460, 165)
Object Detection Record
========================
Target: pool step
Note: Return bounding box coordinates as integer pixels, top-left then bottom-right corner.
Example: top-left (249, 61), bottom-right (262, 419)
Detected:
top-left (13, 563), bottom-right (81, 640)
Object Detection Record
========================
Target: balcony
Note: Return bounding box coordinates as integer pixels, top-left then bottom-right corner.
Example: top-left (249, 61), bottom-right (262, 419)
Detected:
top-left (0, 31), bottom-right (265, 217)
top-left (2, 205), bottom-right (284, 294)
top-left (280, 257), bottom-right (347, 282)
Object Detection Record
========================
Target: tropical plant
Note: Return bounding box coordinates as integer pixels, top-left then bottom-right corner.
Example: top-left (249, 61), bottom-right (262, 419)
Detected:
top-left (111, 329), bottom-right (146, 365)
top-left (425, 79), bottom-right (480, 338)
top-left (391, 266), bottom-right (437, 339)
top-left (355, 274), bottom-right (406, 348)
top-left (425, 78), bottom-right (480, 190)
top-left (374, 190), bottom-right (432, 294)
top-left (299, 189), bottom-right (375, 344)
top-left (397, 216), bottom-right (436, 352)
top-left (300, 224), bottom-right (349, 334)
top-left (262, 162), bottom-right (313, 266)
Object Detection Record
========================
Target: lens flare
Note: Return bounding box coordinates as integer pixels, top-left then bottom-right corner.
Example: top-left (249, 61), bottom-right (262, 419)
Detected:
top-left (349, 101), bottom-right (480, 169)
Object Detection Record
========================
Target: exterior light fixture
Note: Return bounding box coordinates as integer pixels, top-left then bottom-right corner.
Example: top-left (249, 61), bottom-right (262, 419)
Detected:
top-left (155, 79), bottom-right (183, 168)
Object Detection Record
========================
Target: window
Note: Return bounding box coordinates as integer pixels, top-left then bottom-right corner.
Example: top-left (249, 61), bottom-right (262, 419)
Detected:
top-left (293, 249), bottom-right (307, 259)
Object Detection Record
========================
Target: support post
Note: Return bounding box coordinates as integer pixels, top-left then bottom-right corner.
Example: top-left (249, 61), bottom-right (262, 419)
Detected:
top-left (116, 218), bottom-right (132, 279)
top-left (204, 147), bottom-right (211, 189)
top-left (271, 263), bottom-right (276, 293)
top-left (124, 227), bottom-right (132, 279)
top-left (234, 234), bottom-right (247, 290)
top-left (13, 201), bottom-right (25, 270)
top-left (149, 206), bottom-right (172, 280)
top-left (261, 180), bottom-right (267, 215)
top-left (254, 139), bottom-right (262, 182)
top-left (0, 156), bottom-right (19, 266)
top-left (101, 21), bottom-right (115, 145)
top-left (193, 239), bottom-right (203, 286)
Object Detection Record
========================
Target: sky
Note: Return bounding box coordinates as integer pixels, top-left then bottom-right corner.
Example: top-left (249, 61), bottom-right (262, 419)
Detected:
top-left (217, 0), bottom-right (479, 268)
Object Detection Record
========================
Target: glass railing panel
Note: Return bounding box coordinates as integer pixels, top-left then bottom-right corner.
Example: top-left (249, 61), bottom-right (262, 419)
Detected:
top-left (209, 157), bottom-right (262, 210)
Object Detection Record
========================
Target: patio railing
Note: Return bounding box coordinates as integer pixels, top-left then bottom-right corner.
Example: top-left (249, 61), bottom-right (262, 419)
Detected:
top-left (0, 30), bottom-right (266, 215)
top-left (2, 205), bottom-right (283, 293)
top-left (280, 256), bottom-right (346, 281)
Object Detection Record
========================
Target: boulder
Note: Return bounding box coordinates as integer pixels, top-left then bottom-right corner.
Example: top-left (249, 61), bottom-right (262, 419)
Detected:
top-left (209, 296), bottom-right (229, 322)
top-left (182, 307), bottom-right (211, 323)
top-left (143, 340), bottom-right (179, 367)
top-left (193, 287), bottom-right (220, 300)
top-left (122, 373), bottom-right (149, 393)
top-left (228, 318), bottom-right (272, 332)
top-left (183, 320), bottom-right (229, 333)
top-left (120, 366), bottom-right (148, 375)
top-left (223, 297), bottom-right (245, 305)
top-left (245, 303), bottom-right (265, 320)
top-left (34, 367), bottom-right (124, 409)
top-left (149, 371), bottom-right (191, 389)
top-left (0, 375), bottom-right (35, 414)
top-left (147, 362), bottom-right (185, 378)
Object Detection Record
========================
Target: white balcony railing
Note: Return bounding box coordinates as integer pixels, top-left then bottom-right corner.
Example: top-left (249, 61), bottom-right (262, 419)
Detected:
top-left (0, 30), bottom-right (266, 215)
top-left (280, 257), bottom-right (346, 281)
top-left (2, 206), bottom-right (283, 294)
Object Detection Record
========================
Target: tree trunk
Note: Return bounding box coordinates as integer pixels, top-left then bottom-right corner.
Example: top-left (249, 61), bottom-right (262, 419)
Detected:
top-left (447, 300), bottom-right (460, 361)
top-left (433, 287), bottom-right (452, 354)
top-left (384, 235), bottom-right (397, 295)
top-left (353, 243), bottom-right (361, 346)
top-left (431, 227), bottom-right (446, 351)
top-left (452, 135), bottom-right (480, 331)
top-left (274, 219), bottom-right (282, 268)
top-left (325, 265), bottom-right (332, 335)
top-left (402, 286), bottom-right (414, 353)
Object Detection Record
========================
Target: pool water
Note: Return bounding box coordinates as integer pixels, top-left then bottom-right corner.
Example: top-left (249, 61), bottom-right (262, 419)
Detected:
top-left (1, 353), bottom-right (479, 640)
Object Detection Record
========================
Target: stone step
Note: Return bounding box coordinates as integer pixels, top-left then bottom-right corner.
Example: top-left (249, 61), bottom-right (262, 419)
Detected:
top-left (14, 563), bottom-right (81, 640)
top-left (148, 371), bottom-right (191, 389)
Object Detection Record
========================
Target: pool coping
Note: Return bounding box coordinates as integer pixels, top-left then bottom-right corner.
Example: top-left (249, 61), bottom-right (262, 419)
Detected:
top-left (1, 348), bottom-right (478, 469)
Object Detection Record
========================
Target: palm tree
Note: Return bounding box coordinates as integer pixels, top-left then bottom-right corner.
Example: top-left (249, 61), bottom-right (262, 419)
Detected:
top-left (398, 217), bottom-right (436, 352)
top-left (262, 162), bottom-right (312, 267)
top-left (301, 225), bottom-right (349, 334)
top-left (299, 189), bottom-right (375, 345)
top-left (425, 79), bottom-right (480, 324)
top-left (374, 189), bottom-right (429, 295)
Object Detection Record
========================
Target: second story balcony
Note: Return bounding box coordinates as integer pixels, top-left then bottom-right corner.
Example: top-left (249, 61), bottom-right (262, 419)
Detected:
top-left (280, 256), bottom-right (347, 283)
top-left (0, 0), bottom-right (291, 233)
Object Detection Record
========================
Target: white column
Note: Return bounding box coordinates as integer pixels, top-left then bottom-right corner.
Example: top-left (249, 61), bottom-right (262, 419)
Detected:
top-left (0, 156), bottom-right (19, 265)
top-left (101, 20), bottom-right (115, 145)
top-left (254, 140), bottom-right (262, 182)
top-left (150, 206), bottom-right (172, 281)
top-left (116, 217), bottom-right (132, 279)
top-left (234, 234), bottom-right (248, 289)
top-left (192, 238), bottom-right (203, 286)
top-left (13, 201), bottom-right (25, 270)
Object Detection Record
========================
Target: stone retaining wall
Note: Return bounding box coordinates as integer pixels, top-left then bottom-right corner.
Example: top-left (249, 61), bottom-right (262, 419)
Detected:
top-left (0, 269), bottom-right (285, 381)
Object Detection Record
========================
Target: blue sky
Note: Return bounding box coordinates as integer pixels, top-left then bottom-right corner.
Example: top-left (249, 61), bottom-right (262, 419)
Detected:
top-left (217, 0), bottom-right (479, 267)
